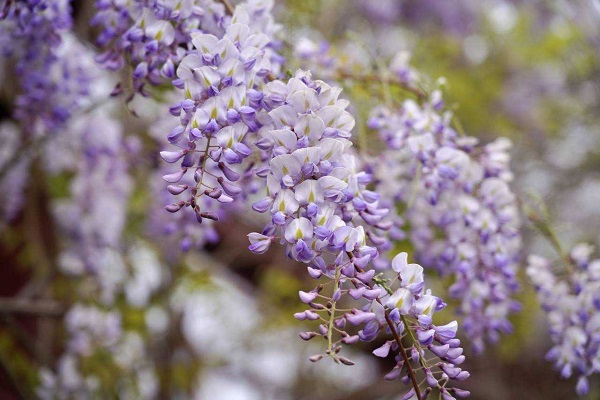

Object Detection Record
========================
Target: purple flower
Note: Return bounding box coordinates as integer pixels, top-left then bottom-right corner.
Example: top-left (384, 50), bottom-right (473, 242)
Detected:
top-left (369, 88), bottom-right (521, 353)
top-left (527, 246), bottom-right (600, 396)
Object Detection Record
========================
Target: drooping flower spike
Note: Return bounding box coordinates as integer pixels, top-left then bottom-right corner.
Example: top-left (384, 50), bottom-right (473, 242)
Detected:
top-left (369, 89), bottom-right (521, 353)
top-left (527, 244), bottom-right (600, 397)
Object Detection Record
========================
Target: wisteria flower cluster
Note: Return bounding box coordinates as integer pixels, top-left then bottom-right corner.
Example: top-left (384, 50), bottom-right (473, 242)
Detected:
top-left (161, 2), bottom-right (282, 225)
top-left (1, 0), bottom-right (599, 399)
top-left (368, 91), bottom-right (521, 353)
top-left (527, 244), bottom-right (600, 396)
top-left (93, 0), bottom-right (227, 95)
top-left (0, 1), bottom-right (95, 134)
top-left (93, 0), bottom-right (282, 96)
top-left (157, 1), bottom-right (470, 395)
top-left (296, 251), bottom-right (470, 399)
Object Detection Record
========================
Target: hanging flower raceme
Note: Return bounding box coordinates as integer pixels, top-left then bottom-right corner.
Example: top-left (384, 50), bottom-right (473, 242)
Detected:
top-left (38, 244), bottom-right (165, 399)
top-left (162, 2), bottom-right (282, 224)
top-left (245, 70), bottom-right (468, 398)
top-left (0, 1), bottom-right (97, 135)
top-left (377, 253), bottom-right (470, 399)
top-left (247, 69), bottom-right (388, 266)
top-left (526, 244), bottom-right (600, 397)
top-left (295, 251), bottom-right (470, 399)
top-left (93, 0), bottom-right (282, 96)
top-left (368, 89), bottom-right (521, 353)
top-left (93, 0), bottom-right (227, 95)
top-left (157, 3), bottom-right (469, 398)
top-left (53, 109), bottom-right (133, 303)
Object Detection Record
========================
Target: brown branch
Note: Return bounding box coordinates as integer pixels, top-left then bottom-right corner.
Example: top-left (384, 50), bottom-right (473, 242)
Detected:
top-left (383, 309), bottom-right (423, 400)
top-left (0, 298), bottom-right (65, 317)
top-left (347, 255), bottom-right (423, 400)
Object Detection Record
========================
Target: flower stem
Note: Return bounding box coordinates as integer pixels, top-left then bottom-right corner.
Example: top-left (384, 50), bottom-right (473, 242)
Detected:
top-left (327, 265), bottom-right (340, 356)
top-left (194, 137), bottom-right (212, 203)
top-left (348, 253), bottom-right (423, 400)
top-left (336, 70), bottom-right (427, 100)
top-left (384, 310), bottom-right (423, 400)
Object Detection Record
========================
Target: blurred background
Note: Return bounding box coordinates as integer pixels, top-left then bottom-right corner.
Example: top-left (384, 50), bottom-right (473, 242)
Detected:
top-left (1, 0), bottom-right (599, 399)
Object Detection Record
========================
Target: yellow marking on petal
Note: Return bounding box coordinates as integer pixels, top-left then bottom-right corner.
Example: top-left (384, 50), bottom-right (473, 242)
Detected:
top-left (155, 30), bottom-right (163, 41)
top-left (279, 201), bottom-right (285, 212)
top-left (308, 191), bottom-right (315, 203)
top-left (211, 107), bottom-right (217, 119)
top-left (185, 89), bottom-right (192, 99)
top-left (295, 228), bottom-right (303, 240)
top-left (423, 304), bottom-right (432, 315)
top-left (396, 298), bottom-right (404, 309)
top-left (282, 166), bottom-right (289, 175)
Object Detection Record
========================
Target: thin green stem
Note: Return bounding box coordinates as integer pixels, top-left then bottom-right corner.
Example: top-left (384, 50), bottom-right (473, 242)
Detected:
top-left (526, 208), bottom-right (575, 274)
top-left (383, 309), bottom-right (424, 400)
top-left (336, 70), bottom-right (428, 100)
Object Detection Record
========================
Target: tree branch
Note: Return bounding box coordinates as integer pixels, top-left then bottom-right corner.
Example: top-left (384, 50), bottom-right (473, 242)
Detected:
top-left (0, 298), bottom-right (65, 317)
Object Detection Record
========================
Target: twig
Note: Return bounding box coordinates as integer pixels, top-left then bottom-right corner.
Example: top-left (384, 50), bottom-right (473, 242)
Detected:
top-left (380, 301), bottom-right (423, 400)
top-left (326, 266), bottom-right (340, 356)
top-left (0, 298), bottom-right (65, 317)
top-left (524, 198), bottom-right (575, 274)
